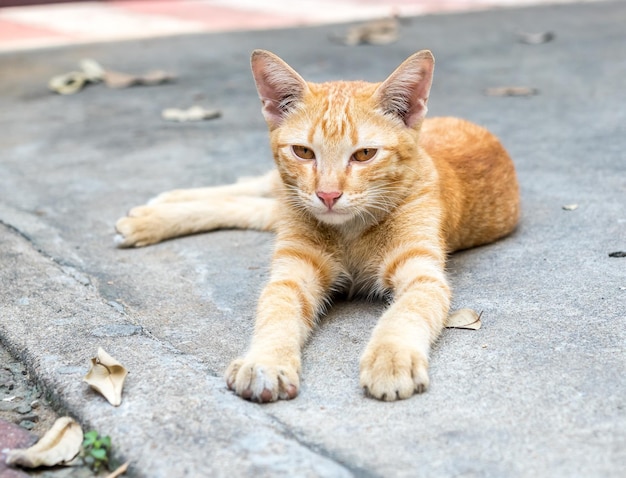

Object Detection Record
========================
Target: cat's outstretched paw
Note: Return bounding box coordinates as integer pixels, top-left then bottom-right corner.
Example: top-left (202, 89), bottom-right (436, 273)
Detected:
top-left (147, 189), bottom-right (190, 205)
top-left (114, 206), bottom-right (168, 248)
top-left (359, 341), bottom-right (430, 401)
top-left (225, 357), bottom-right (299, 403)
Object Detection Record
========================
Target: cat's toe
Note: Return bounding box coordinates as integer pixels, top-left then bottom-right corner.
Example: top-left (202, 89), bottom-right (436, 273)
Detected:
top-left (360, 342), bottom-right (429, 401)
top-left (224, 358), bottom-right (299, 403)
top-left (113, 232), bottom-right (131, 248)
top-left (114, 217), bottom-right (145, 248)
top-left (114, 217), bottom-right (139, 248)
top-left (225, 358), bottom-right (243, 390)
top-left (114, 207), bottom-right (166, 248)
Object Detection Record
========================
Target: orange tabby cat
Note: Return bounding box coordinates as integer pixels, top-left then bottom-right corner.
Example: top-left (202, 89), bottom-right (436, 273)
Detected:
top-left (115, 49), bottom-right (519, 402)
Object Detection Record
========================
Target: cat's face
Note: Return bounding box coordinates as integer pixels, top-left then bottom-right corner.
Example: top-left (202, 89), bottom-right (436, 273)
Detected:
top-left (272, 81), bottom-right (412, 226)
top-left (251, 50), bottom-right (434, 227)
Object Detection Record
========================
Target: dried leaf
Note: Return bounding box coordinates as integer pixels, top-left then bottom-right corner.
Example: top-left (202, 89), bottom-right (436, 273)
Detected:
top-left (102, 71), bottom-right (137, 89)
top-left (162, 106), bottom-right (222, 122)
top-left (106, 461), bottom-right (130, 478)
top-left (485, 86), bottom-right (539, 97)
top-left (562, 204), bottom-right (579, 211)
top-left (104, 69), bottom-right (175, 89)
top-left (5, 417), bottom-right (83, 468)
top-left (48, 71), bottom-right (87, 95)
top-left (50, 60), bottom-right (175, 94)
top-left (445, 308), bottom-right (482, 330)
top-left (139, 70), bottom-right (176, 85)
top-left (518, 31), bottom-right (555, 45)
top-left (84, 347), bottom-right (128, 406)
top-left (331, 17), bottom-right (398, 46)
top-left (79, 58), bottom-right (105, 82)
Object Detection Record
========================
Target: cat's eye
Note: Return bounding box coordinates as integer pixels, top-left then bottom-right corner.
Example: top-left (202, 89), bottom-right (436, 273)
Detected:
top-left (292, 145), bottom-right (315, 160)
top-left (352, 148), bottom-right (378, 162)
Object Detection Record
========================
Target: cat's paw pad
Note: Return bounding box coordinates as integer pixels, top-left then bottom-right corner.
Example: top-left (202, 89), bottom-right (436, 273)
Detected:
top-left (359, 342), bottom-right (429, 401)
top-left (114, 206), bottom-right (165, 248)
top-left (225, 357), bottom-right (299, 403)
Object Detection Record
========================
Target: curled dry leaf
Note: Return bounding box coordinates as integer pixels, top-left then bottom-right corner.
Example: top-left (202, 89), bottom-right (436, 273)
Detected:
top-left (106, 461), bottom-right (130, 478)
top-left (608, 251), bottom-right (626, 258)
top-left (79, 58), bottom-right (106, 82)
top-left (104, 69), bottom-right (176, 89)
top-left (84, 347), bottom-right (128, 406)
top-left (162, 106), bottom-right (222, 122)
top-left (48, 59), bottom-right (105, 95)
top-left (48, 71), bottom-right (88, 95)
top-left (445, 308), bottom-right (482, 330)
top-left (6, 417), bottom-right (83, 468)
top-left (485, 86), bottom-right (539, 97)
top-left (562, 204), bottom-right (579, 211)
top-left (49, 58), bottom-right (175, 94)
top-left (331, 17), bottom-right (399, 46)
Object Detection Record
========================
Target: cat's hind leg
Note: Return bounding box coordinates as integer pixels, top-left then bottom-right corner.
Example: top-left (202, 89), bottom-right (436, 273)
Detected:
top-left (115, 196), bottom-right (278, 248)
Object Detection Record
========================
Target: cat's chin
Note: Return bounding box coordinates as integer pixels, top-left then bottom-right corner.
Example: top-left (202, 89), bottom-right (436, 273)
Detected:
top-left (313, 210), bottom-right (354, 226)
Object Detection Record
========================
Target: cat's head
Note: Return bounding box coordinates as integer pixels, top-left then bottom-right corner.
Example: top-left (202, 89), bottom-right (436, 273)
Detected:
top-left (251, 49), bottom-right (434, 227)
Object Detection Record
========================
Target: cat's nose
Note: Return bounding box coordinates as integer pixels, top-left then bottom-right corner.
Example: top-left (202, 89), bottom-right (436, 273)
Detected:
top-left (316, 191), bottom-right (343, 209)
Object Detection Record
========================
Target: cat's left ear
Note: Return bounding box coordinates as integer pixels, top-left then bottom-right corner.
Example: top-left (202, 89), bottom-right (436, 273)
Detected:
top-left (375, 50), bottom-right (435, 128)
top-left (251, 50), bottom-right (309, 129)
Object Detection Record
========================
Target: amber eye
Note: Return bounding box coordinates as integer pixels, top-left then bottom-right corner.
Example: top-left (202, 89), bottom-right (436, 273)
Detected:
top-left (352, 148), bottom-right (378, 162)
top-left (292, 145), bottom-right (315, 160)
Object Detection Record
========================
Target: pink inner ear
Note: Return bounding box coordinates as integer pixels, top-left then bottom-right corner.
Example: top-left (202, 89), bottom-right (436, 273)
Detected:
top-left (251, 51), bottom-right (308, 128)
top-left (376, 51), bottom-right (435, 128)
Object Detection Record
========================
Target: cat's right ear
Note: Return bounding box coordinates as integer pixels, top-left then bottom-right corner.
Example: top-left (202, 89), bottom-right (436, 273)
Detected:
top-left (251, 50), bottom-right (309, 129)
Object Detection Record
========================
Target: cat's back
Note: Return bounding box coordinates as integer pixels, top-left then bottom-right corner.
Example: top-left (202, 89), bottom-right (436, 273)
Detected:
top-left (419, 117), bottom-right (520, 251)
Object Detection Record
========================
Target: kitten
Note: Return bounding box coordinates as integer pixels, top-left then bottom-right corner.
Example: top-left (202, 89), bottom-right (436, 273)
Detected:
top-left (115, 49), bottom-right (520, 402)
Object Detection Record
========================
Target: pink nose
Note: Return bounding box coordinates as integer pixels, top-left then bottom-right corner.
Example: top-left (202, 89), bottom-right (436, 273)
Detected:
top-left (316, 191), bottom-right (342, 209)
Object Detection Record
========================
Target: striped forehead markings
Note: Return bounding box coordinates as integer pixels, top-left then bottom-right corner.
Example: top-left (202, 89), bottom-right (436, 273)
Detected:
top-left (308, 86), bottom-right (358, 146)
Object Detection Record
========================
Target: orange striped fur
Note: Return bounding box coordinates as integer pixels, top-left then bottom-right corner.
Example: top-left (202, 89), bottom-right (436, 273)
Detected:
top-left (115, 50), bottom-right (519, 402)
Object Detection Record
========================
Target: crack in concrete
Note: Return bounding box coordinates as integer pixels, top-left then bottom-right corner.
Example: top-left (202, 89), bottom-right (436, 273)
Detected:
top-left (0, 217), bottom-right (87, 280)
top-left (267, 412), bottom-right (382, 478)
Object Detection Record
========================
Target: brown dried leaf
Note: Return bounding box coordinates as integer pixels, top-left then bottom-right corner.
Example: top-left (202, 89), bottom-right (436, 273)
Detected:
top-left (162, 106), bottom-right (222, 122)
top-left (485, 86), bottom-right (538, 97)
top-left (102, 70), bottom-right (138, 88)
top-left (5, 417), bottom-right (83, 468)
top-left (445, 308), bottom-right (482, 330)
top-left (104, 69), bottom-right (175, 88)
top-left (48, 71), bottom-right (87, 95)
top-left (139, 70), bottom-right (176, 85)
top-left (79, 58), bottom-right (105, 82)
top-left (84, 347), bottom-right (128, 406)
top-left (332, 17), bottom-right (398, 46)
top-left (106, 461), bottom-right (130, 478)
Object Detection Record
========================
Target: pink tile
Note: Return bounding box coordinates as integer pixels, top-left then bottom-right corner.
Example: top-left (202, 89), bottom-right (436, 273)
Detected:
top-left (109, 0), bottom-right (305, 31)
top-left (0, 18), bottom-right (70, 43)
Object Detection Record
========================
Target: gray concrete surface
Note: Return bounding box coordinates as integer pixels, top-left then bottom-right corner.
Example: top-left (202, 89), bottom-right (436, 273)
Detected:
top-left (1, 1), bottom-right (625, 476)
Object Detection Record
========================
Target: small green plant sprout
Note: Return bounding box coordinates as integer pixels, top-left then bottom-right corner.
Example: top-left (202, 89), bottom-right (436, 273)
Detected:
top-left (81, 430), bottom-right (112, 472)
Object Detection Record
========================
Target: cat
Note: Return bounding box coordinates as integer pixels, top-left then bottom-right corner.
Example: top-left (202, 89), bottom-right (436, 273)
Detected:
top-left (115, 49), bottom-right (520, 402)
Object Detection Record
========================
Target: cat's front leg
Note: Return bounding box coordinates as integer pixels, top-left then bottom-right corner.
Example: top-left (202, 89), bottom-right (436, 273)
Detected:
top-left (225, 242), bottom-right (337, 402)
top-left (360, 247), bottom-right (450, 401)
top-left (148, 171), bottom-right (279, 205)
top-left (115, 197), bottom-right (278, 247)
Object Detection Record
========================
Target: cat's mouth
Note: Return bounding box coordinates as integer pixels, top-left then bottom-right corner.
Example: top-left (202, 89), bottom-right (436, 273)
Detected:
top-left (313, 209), bottom-right (354, 225)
